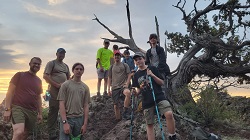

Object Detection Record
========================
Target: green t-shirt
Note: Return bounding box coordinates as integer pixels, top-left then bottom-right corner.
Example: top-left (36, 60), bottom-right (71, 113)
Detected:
top-left (96, 48), bottom-right (113, 70)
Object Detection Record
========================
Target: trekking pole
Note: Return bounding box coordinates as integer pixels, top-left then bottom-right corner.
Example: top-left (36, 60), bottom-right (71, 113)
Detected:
top-left (148, 76), bottom-right (165, 140)
top-left (130, 88), bottom-right (135, 140)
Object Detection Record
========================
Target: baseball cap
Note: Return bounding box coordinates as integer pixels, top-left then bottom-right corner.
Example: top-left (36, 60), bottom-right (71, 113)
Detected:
top-left (114, 50), bottom-right (122, 56)
top-left (149, 33), bottom-right (158, 40)
top-left (104, 39), bottom-right (110, 43)
top-left (57, 48), bottom-right (66, 53)
top-left (133, 52), bottom-right (145, 59)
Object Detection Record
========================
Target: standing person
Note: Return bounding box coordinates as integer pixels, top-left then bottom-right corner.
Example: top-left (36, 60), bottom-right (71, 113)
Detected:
top-left (3, 57), bottom-right (43, 140)
top-left (108, 50), bottom-right (131, 120)
top-left (96, 39), bottom-right (113, 96)
top-left (122, 50), bottom-right (136, 72)
top-left (43, 48), bottom-right (71, 140)
top-left (145, 33), bottom-right (170, 78)
top-left (58, 63), bottom-right (90, 140)
top-left (132, 52), bottom-right (176, 140)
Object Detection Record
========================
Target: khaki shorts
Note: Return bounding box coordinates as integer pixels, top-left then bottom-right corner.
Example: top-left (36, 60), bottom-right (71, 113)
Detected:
top-left (97, 68), bottom-right (109, 79)
top-left (112, 88), bottom-right (125, 105)
top-left (143, 100), bottom-right (172, 125)
top-left (11, 105), bottom-right (37, 133)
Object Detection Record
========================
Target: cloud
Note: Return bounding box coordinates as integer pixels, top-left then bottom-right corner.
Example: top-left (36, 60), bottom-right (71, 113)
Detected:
top-left (47, 0), bottom-right (67, 5)
top-left (67, 28), bottom-right (86, 33)
top-left (98, 0), bottom-right (116, 5)
top-left (24, 3), bottom-right (89, 21)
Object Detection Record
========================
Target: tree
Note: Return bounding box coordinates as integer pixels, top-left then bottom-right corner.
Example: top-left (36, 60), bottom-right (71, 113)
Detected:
top-left (93, 0), bottom-right (250, 136)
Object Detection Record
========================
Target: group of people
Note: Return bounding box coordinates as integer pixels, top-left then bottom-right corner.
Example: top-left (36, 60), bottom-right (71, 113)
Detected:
top-left (96, 33), bottom-right (176, 140)
top-left (4, 48), bottom-right (90, 140)
top-left (3, 33), bottom-right (176, 140)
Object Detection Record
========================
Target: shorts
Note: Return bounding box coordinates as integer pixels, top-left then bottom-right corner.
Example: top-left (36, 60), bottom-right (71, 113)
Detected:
top-left (112, 88), bottom-right (125, 105)
top-left (143, 100), bottom-right (172, 125)
top-left (11, 105), bottom-right (37, 133)
top-left (97, 68), bottom-right (109, 79)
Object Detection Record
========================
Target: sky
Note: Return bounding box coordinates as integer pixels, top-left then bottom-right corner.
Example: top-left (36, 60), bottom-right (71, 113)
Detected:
top-left (0, 0), bottom-right (249, 102)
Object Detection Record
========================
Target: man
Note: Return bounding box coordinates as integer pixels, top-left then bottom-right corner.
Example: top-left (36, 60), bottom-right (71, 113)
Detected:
top-left (96, 39), bottom-right (113, 96)
top-left (145, 33), bottom-right (170, 77)
top-left (58, 63), bottom-right (90, 140)
top-left (132, 52), bottom-right (176, 140)
top-left (108, 50), bottom-right (131, 120)
top-left (122, 50), bottom-right (136, 72)
top-left (43, 48), bottom-right (70, 140)
top-left (4, 57), bottom-right (43, 140)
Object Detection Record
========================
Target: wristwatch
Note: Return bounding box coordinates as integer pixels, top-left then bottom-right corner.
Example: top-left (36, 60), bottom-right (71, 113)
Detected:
top-left (62, 120), bottom-right (67, 124)
top-left (4, 107), bottom-right (11, 111)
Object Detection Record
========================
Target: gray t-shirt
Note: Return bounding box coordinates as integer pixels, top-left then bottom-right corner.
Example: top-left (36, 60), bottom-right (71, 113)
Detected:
top-left (57, 80), bottom-right (90, 118)
top-left (150, 47), bottom-right (159, 67)
top-left (108, 62), bottom-right (130, 90)
top-left (44, 60), bottom-right (70, 97)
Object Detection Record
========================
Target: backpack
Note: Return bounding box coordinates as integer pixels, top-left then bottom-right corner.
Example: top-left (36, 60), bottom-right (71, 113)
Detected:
top-left (192, 127), bottom-right (220, 140)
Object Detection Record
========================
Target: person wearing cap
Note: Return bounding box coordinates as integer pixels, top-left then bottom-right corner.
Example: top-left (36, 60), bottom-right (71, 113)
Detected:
top-left (146, 33), bottom-right (170, 77)
top-left (43, 48), bottom-right (71, 140)
top-left (96, 39), bottom-right (114, 96)
top-left (4, 57), bottom-right (43, 140)
top-left (131, 52), bottom-right (176, 140)
top-left (108, 50), bottom-right (132, 120)
top-left (122, 50), bottom-right (136, 72)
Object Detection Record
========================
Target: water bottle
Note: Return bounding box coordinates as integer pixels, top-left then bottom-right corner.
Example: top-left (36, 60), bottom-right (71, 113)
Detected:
top-left (45, 90), bottom-right (51, 101)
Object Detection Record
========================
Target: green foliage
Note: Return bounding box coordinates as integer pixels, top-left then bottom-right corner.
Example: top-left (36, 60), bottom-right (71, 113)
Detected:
top-left (180, 86), bottom-right (243, 126)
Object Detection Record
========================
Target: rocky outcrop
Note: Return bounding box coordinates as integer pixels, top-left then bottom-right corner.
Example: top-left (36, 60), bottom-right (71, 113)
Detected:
top-left (0, 93), bottom-right (249, 140)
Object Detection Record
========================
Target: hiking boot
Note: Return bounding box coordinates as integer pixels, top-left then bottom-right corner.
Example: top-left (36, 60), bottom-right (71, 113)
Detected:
top-left (97, 92), bottom-right (101, 96)
top-left (103, 91), bottom-right (108, 96)
top-left (122, 108), bottom-right (131, 120)
top-left (169, 134), bottom-right (177, 140)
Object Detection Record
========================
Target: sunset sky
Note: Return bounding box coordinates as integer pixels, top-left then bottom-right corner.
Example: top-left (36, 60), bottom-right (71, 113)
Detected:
top-left (0, 0), bottom-right (249, 103)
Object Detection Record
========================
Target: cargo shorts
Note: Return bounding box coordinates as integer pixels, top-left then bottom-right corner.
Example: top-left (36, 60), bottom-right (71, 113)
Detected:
top-left (11, 105), bottom-right (37, 133)
top-left (143, 100), bottom-right (172, 125)
top-left (111, 88), bottom-right (126, 105)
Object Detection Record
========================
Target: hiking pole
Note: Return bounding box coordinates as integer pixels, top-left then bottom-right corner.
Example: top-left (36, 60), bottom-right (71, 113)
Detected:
top-left (130, 88), bottom-right (135, 140)
top-left (148, 76), bottom-right (165, 140)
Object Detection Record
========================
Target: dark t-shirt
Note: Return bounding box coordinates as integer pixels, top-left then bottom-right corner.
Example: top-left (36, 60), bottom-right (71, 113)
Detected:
top-left (11, 72), bottom-right (43, 111)
top-left (132, 66), bottom-right (166, 109)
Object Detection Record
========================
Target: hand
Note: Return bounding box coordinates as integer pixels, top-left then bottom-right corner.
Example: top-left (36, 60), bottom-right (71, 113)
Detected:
top-left (123, 84), bottom-right (128, 88)
top-left (3, 111), bottom-right (11, 122)
top-left (63, 123), bottom-right (70, 134)
top-left (37, 114), bottom-right (43, 123)
top-left (81, 124), bottom-right (87, 134)
top-left (100, 67), bottom-right (104, 72)
top-left (56, 83), bottom-right (61, 89)
top-left (108, 89), bottom-right (112, 96)
top-left (147, 69), bottom-right (154, 77)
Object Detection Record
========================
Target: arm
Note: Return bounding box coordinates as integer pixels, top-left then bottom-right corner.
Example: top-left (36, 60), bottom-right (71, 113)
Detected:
top-left (96, 58), bottom-right (104, 71)
top-left (43, 74), bottom-right (61, 89)
top-left (147, 69), bottom-right (164, 86)
top-left (37, 95), bottom-right (43, 123)
top-left (59, 100), bottom-right (70, 134)
top-left (3, 83), bottom-right (16, 122)
top-left (81, 103), bottom-right (89, 134)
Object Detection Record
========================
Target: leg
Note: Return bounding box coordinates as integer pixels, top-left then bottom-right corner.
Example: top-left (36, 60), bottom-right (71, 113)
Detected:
top-left (21, 129), bottom-right (29, 140)
top-left (164, 111), bottom-right (175, 134)
top-left (103, 77), bottom-right (108, 94)
top-left (158, 100), bottom-right (176, 139)
top-left (146, 124), bottom-right (155, 140)
top-left (123, 88), bottom-right (131, 108)
top-left (97, 78), bottom-right (102, 95)
top-left (143, 107), bottom-right (155, 140)
top-left (114, 104), bottom-right (121, 120)
top-left (12, 123), bottom-right (25, 140)
top-left (48, 99), bottom-right (59, 140)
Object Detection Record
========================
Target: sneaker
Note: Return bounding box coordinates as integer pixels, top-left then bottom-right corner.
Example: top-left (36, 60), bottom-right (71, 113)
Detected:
top-left (103, 91), bottom-right (108, 96)
top-left (97, 92), bottom-right (101, 96)
top-left (169, 134), bottom-right (176, 140)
